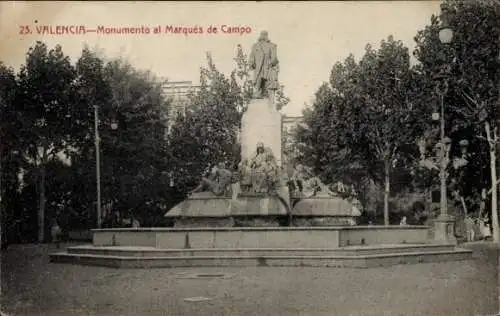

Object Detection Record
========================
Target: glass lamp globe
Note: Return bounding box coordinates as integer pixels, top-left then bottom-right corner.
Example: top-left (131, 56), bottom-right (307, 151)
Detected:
top-left (110, 122), bottom-right (118, 130)
top-left (432, 112), bottom-right (440, 121)
top-left (438, 27), bottom-right (454, 44)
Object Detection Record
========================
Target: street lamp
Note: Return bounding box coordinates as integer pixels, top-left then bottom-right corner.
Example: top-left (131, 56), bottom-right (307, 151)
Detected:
top-left (438, 27), bottom-right (454, 44)
top-left (432, 18), bottom-right (456, 244)
top-left (418, 13), bottom-right (461, 243)
top-left (94, 105), bottom-right (118, 229)
top-left (438, 7), bottom-right (454, 44)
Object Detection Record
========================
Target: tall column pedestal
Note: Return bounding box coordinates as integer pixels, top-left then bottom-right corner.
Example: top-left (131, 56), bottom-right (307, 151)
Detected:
top-left (241, 97), bottom-right (282, 165)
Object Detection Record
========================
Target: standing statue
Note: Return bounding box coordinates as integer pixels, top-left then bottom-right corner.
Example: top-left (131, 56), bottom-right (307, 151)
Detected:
top-left (248, 30), bottom-right (279, 99)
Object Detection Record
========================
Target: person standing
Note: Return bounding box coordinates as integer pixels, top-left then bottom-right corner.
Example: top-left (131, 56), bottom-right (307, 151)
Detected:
top-left (50, 219), bottom-right (62, 249)
top-left (480, 215), bottom-right (492, 240)
top-left (399, 216), bottom-right (408, 226)
top-left (464, 214), bottom-right (475, 242)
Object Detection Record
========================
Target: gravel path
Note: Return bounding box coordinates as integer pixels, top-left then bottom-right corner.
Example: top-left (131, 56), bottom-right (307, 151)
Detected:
top-left (1, 243), bottom-right (498, 316)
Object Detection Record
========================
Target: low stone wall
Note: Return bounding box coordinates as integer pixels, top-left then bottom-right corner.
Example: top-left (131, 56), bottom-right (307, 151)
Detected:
top-left (93, 230), bottom-right (157, 247)
top-left (67, 230), bottom-right (92, 241)
top-left (92, 226), bottom-right (430, 249)
top-left (338, 226), bottom-right (429, 246)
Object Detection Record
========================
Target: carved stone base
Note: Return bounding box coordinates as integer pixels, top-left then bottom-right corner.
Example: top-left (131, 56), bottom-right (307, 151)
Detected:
top-left (173, 218), bottom-right (235, 228)
top-left (241, 98), bottom-right (282, 164)
top-left (234, 217), bottom-right (281, 227)
top-left (291, 196), bottom-right (356, 217)
top-left (434, 214), bottom-right (457, 244)
top-left (291, 217), bottom-right (357, 227)
top-left (165, 193), bottom-right (289, 227)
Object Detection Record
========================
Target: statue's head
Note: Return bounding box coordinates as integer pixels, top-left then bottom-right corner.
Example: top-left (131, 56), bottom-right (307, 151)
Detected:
top-left (217, 162), bottom-right (226, 169)
top-left (256, 142), bottom-right (265, 154)
top-left (259, 30), bottom-right (269, 41)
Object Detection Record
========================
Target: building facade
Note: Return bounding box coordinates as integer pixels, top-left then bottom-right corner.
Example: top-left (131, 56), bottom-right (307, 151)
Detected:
top-left (161, 81), bottom-right (201, 134)
top-left (281, 115), bottom-right (304, 169)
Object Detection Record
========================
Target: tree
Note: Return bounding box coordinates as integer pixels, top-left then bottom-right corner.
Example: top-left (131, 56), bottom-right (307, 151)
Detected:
top-left (16, 42), bottom-right (77, 242)
top-left (168, 53), bottom-right (242, 193)
top-left (100, 57), bottom-right (170, 224)
top-left (296, 37), bottom-right (428, 225)
top-left (295, 59), bottom-right (375, 210)
top-left (71, 46), bottom-right (114, 228)
top-left (0, 62), bottom-right (18, 249)
top-left (414, 0), bottom-right (500, 240)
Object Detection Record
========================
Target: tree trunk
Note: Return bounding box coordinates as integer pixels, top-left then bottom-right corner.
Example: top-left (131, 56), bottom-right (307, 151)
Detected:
top-left (0, 149), bottom-right (2, 299)
top-left (38, 152), bottom-right (47, 243)
top-left (460, 196), bottom-right (467, 216)
top-left (485, 121), bottom-right (499, 242)
top-left (384, 160), bottom-right (390, 226)
top-left (0, 149), bottom-right (3, 252)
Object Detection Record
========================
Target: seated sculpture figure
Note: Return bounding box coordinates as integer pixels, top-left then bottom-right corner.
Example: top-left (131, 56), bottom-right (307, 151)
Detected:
top-left (238, 143), bottom-right (280, 194)
top-left (290, 164), bottom-right (336, 198)
top-left (250, 142), bottom-right (267, 192)
top-left (189, 162), bottom-right (233, 197)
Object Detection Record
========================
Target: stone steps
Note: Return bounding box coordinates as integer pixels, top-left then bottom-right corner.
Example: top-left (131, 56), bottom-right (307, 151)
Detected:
top-left (50, 244), bottom-right (472, 268)
top-left (65, 244), bottom-right (455, 257)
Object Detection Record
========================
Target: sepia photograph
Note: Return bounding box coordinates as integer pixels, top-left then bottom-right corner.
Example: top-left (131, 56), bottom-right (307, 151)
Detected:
top-left (1, 1), bottom-right (500, 315)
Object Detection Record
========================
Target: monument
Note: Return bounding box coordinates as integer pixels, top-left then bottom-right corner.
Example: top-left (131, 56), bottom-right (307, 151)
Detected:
top-left (49, 30), bottom-right (473, 269)
top-left (241, 30), bottom-right (282, 165)
top-left (165, 30), bottom-right (362, 227)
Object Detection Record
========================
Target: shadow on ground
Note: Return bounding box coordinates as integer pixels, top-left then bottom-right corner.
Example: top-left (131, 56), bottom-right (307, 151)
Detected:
top-left (0, 242), bottom-right (498, 316)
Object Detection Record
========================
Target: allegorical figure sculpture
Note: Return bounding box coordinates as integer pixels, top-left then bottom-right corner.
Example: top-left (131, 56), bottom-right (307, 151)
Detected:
top-left (289, 164), bottom-right (336, 198)
top-left (237, 142), bottom-right (280, 194)
top-left (189, 162), bottom-right (234, 196)
top-left (248, 30), bottom-right (279, 99)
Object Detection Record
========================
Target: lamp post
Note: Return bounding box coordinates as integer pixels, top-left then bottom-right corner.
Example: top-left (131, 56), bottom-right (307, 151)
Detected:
top-left (417, 13), bottom-right (461, 243)
top-left (94, 104), bottom-right (118, 229)
top-left (432, 18), bottom-right (457, 244)
top-left (432, 90), bottom-right (456, 243)
top-left (94, 105), bottom-right (102, 228)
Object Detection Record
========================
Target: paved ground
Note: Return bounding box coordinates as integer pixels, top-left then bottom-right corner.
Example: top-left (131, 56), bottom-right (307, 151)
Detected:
top-left (1, 242), bottom-right (498, 316)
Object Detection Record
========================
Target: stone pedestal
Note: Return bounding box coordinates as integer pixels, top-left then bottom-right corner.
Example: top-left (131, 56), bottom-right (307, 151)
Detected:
top-left (291, 195), bottom-right (360, 227)
top-left (241, 98), bottom-right (282, 164)
top-left (434, 214), bottom-right (457, 244)
top-left (165, 192), bottom-right (288, 227)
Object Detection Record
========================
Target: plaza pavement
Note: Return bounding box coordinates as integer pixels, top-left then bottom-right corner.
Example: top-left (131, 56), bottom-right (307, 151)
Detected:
top-left (0, 242), bottom-right (498, 316)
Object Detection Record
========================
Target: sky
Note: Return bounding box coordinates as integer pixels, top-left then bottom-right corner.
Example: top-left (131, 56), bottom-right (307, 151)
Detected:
top-left (0, 1), bottom-right (441, 116)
